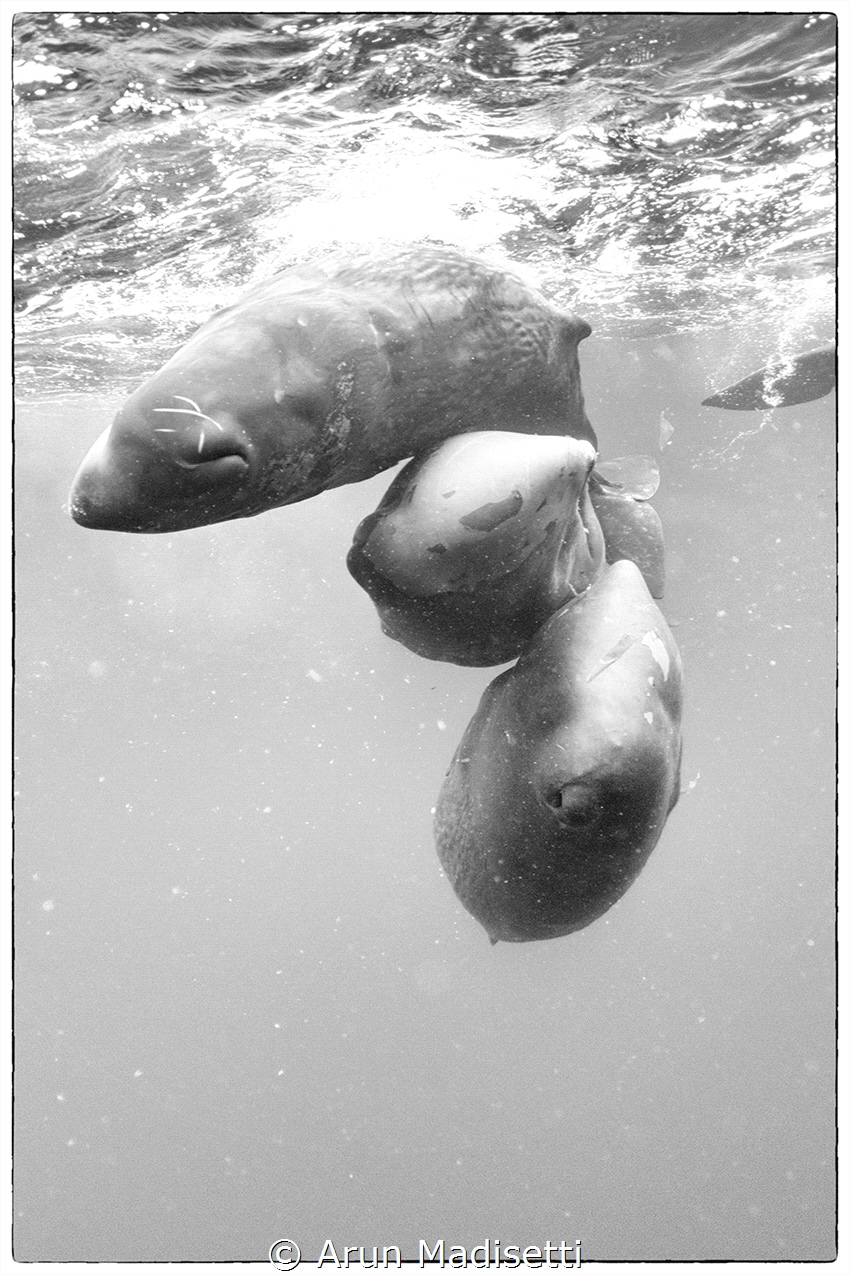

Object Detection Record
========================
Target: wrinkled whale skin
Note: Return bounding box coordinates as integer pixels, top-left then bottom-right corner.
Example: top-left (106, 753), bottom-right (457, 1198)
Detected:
top-left (434, 560), bottom-right (683, 942)
top-left (69, 246), bottom-right (596, 533)
top-left (347, 432), bottom-right (605, 666)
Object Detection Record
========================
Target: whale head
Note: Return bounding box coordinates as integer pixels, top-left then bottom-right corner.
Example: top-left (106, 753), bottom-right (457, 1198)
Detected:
top-left (67, 299), bottom-right (367, 533)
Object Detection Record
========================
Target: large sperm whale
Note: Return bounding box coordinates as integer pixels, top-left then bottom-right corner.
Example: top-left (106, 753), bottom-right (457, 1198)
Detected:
top-left (434, 559), bottom-right (684, 943)
top-left (69, 247), bottom-right (596, 534)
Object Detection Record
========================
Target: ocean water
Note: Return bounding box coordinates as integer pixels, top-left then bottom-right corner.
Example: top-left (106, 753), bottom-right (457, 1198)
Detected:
top-left (13, 11), bottom-right (836, 1265)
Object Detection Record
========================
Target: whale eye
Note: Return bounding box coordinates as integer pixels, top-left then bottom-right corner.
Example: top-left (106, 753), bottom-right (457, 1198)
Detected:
top-left (544, 782), bottom-right (601, 828)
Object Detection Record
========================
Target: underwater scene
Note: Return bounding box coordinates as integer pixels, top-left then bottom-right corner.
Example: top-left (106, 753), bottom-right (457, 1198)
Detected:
top-left (13, 10), bottom-right (836, 1264)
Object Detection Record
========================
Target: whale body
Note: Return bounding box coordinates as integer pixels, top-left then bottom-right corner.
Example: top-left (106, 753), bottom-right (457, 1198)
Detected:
top-left (349, 433), bottom-right (667, 663)
top-left (588, 478), bottom-right (666, 599)
top-left (434, 560), bottom-right (683, 943)
top-left (347, 431), bottom-right (605, 666)
top-left (69, 247), bottom-right (595, 533)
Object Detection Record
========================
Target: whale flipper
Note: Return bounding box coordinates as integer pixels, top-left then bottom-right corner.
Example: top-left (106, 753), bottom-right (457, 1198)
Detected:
top-left (702, 344), bottom-right (835, 410)
top-left (594, 455), bottom-right (660, 501)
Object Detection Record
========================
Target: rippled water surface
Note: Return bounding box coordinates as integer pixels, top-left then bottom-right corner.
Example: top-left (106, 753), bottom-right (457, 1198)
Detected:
top-left (13, 11), bottom-right (836, 1265)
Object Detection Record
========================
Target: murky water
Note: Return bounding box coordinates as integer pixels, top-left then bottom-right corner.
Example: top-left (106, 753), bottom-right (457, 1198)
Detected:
top-left (13, 11), bottom-right (836, 1264)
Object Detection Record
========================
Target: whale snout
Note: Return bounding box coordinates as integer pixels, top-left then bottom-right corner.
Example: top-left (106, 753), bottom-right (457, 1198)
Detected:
top-left (69, 404), bottom-right (253, 533)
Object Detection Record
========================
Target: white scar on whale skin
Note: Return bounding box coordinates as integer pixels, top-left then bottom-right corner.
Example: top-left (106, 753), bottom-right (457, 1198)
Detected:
top-left (152, 396), bottom-right (225, 432)
top-left (587, 627), bottom-right (671, 684)
top-left (641, 629), bottom-right (670, 680)
top-left (587, 631), bottom-right (640, 682)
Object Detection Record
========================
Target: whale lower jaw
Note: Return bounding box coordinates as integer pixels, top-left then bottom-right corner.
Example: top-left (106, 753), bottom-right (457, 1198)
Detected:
top-left (68, 441), bottom-right (253, 532)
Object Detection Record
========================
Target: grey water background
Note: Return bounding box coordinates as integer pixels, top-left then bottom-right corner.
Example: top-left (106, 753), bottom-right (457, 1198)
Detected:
top-left (13, 10), bottom-right (836, 1263)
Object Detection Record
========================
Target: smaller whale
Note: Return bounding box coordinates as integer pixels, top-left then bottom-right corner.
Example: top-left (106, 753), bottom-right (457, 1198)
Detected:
top-left (68, 246), bottom-right (595, 534)
top-left (434, 559), bottom-right (683, 942)
top-left (347, 432), bottom-right (605, 666)
top-left (588, 475), bottom-right (666, 599)
top-left (702, 344), bottom-right (835, 410)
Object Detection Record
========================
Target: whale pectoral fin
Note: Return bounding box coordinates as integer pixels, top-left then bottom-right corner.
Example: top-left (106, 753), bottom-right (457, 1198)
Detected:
top-left (702, 344), bottom-right (835, 410)
top-left (593, 456), bottom-right (660, 501)
top-left (588, 488), bottom-right (666, 599)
